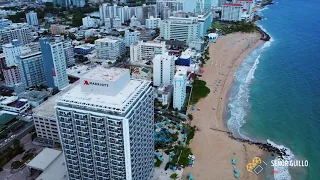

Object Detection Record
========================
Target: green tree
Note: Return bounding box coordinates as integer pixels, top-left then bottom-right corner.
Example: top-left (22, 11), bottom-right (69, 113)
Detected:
top-left (187, 114), bottom-right (193, 121)
top-left (170, 173), bottom-right (179, 180)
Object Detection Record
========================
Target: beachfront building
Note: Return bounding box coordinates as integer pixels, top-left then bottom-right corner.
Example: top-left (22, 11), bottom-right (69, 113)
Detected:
top-left (26, 11), bottom-right (39, 26)
top-left (56, 67), bottom-right (154, 180)
top-left (173, 67), bottom-right (187, 110)
top-left (124, 29), bottom-right (141, 47)
top-left (95, 37), bottom-right (125, 60)
top-left (153, 52), bottom-right (175, 87)
top-left (146, 16), bottom-right (161, 29)
top-left (198, 12), bottom-right (213, 38)
top-left (40, 38), bottom-right (69, 90)
top-left (130, 40), bottom-right (166, 62)
top-left (235, 0), bottom-right (255, 14)
top-left (17, 51), bottom-right (46, 88)
top-left (221, 4), bottom-right (243, 21)
top-left (160, 16), bottom-right (200, 44)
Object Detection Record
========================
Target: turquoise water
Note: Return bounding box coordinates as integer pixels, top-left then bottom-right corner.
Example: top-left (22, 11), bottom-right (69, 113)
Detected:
top-left (226, 0), bottom-right (320, 179)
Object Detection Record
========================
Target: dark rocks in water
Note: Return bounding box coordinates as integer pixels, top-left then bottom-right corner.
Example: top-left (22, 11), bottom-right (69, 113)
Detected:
top-left (230, 134), bottom-right (288, 159)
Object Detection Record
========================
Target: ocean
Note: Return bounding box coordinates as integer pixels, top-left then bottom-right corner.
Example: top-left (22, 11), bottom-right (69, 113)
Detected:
top-left (226, 0), bottom-right (320, 180)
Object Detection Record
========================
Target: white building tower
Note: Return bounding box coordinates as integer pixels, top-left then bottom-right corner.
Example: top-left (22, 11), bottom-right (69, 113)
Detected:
top-left (56, 67), bottom-right (154, 180)
top-left (173, 67), bottom-right (187, 110)
top-left (153, 52), bottom-right (174, 87)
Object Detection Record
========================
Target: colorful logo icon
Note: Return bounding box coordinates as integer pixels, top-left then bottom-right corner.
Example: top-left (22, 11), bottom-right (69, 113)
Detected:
top-left (246, 157), bottom-right (262, 172)
top-left (84, 80), bottom-right (89, 85)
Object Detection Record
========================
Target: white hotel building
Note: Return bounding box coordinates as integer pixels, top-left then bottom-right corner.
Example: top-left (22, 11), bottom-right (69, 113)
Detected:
top-left (124, 29), bottom-right (141, 47)
top-left (221, 3), bottom-right (243, 21)
top-left (173, 67), bottom-right (187, 110)
top-left (130, 40), bottom-right (166, 62)
top-left (153, 52), bottom-right (175, 87)
top-left (56, 67), bottom-right (154, 180)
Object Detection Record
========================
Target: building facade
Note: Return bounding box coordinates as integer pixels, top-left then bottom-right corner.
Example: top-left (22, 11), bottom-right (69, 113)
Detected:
top-left (0, 18), bottom-right (12, 29)
top-left (56, 67), bottom-right (154, 180)
top-left (63, 41), bottom-right (75, 67)
top-left (40, 38), bottom-right (69, 90)
top-left (0, 24), bottom-right (32, 48)
top-left (221, 4), bottom-right (243, 21)
top-left (3, 66), bottom-right (21, 86)
top-left (130, 40), bottom-right (166, 62)
top-left (26, 11), bottom-right (39, 26)
top-left (18, 51), bottom-right (46, 88)
top-left (50, 25), bottom-right (66, 35)
top-left (198, 12), bottom-right (213, 38)
top-left (124, 29), bottom-right (141, 47)
top-left (153, 52), bottom-right (175, 87)
top-left (146, 16), bottom-right (161, 29)
top-left (95, 37), bottom-right (125, 60)
top-left (160, 17), bottom-right (200, 44)
top-left (82, 16), bottom-right (100, 29)
top-left (173, 67), bottom-right (187, 110)
top-left (72, 0), bottom-right (85, 7)
top-left (2, 39), bottom-right (22, 67)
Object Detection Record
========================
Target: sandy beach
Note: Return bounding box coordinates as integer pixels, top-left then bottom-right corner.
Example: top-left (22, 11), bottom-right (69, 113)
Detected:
top-left (183, 32), bottom-right (266, 180)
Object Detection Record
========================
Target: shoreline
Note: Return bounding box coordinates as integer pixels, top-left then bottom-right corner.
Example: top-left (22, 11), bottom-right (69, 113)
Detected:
top-left (183, 32), bottom-right (267, 180)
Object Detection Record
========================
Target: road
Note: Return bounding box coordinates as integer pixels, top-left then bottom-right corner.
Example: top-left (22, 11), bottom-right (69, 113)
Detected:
top-left (0, 122), bottom-right (35, 152)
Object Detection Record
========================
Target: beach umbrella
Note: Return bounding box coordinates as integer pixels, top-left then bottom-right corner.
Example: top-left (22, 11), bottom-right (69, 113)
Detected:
top-left (234, 169), bottom-right (239, 173)
top-left (188, 173), bottom-right (194, 180)
top-left (234, 173), bottom-right (239, 178)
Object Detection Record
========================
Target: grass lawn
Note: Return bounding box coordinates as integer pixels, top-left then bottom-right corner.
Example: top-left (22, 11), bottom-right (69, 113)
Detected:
top-left (190, 80), bottom-right (210, 104)
top-left (155, 158), bottom-right (162, 167)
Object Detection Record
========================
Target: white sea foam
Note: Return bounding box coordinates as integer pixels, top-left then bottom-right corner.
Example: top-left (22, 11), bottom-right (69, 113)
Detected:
top-left (227, 48), bottom-right (263, 138)
top-left (267, 140), bottom-right (294, 180)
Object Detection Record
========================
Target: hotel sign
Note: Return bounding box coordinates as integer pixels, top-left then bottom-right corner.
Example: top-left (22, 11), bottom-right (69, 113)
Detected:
top-left (84, 80), bottom-right (108, 87)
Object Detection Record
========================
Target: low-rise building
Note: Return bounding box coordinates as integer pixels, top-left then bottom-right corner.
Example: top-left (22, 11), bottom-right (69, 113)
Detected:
top-left (18, 90), bottom-right (49, 107)
top-left (0, 96), bottom-right (30, 114)
top-left (26, 148), bottom-right (68, 180)
top-left (50, 24), bottom-right (66, 35)
top-left (32, 81), bottom-right (79, 144)
top-left (156, 84), bottom-right (173, 106)
top-left (131, 67), bottom-right (152, 80)
top-left (74, 44), bottom-right (95, 55)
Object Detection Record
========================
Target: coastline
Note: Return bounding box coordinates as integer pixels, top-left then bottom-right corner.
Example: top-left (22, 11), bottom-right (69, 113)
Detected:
top-left (183, 32), bottom-right (267, 180)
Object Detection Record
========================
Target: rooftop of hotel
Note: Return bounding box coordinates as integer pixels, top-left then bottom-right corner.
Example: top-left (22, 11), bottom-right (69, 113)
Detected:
top-left (57, 67), bottom-right (151, 113)
top-left (84, 66), bottom-right (126, 82)
top-left (32, 81), bottom-right (80, 118)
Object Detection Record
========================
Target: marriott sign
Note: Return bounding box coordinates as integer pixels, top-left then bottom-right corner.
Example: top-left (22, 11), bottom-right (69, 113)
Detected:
top-left (84, 80), bottom-right (108, 87)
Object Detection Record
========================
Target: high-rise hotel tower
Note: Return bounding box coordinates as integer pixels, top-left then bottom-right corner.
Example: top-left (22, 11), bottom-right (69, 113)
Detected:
top-left (55, 67), bottom-right (154, 180)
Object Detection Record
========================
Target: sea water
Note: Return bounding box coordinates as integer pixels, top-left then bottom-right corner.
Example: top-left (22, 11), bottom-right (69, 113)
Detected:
top-left (226, 0), bottom-right (320, 179)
